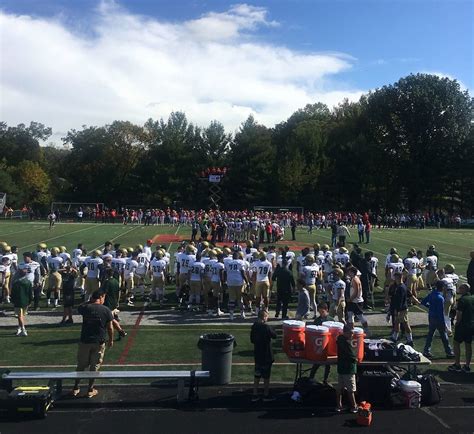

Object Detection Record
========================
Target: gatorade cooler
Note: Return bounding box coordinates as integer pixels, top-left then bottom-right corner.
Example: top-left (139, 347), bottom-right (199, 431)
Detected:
top-left (357, 401), bottom-right (373, 426)
top-left (282, 320), bottom-right (306, 358)
top-left (305, 325), bottom-right (329, 362)
top-left (399, 380), bottom-right (422, 408)
top-left (323, 321), bottom-right (344, 356)
top-left (352, 327), bottom-right (365, 362)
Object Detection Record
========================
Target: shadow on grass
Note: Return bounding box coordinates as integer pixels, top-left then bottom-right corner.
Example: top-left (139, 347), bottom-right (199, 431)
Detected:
top-left (20, 338), bottom-right (79, 346)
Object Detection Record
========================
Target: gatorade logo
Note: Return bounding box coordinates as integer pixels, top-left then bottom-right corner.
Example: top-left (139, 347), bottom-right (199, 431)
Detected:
top-left (314, 337), bottom-right (324, 353)
top-left (351, 339), bottom-right (358, 348)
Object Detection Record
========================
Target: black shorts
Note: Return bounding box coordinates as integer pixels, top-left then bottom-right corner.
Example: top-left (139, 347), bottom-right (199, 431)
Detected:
top-left (63, 292), bottom-right (75, 308)
top-left (254, 363), bottom-right (272, 379)
top-left (454, 326), bottom-right (473, 344)
top-left (346, 302), bottom-right (364, 315)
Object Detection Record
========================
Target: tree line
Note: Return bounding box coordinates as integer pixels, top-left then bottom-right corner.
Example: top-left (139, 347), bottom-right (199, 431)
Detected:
top-left (1, 73), bottom-right (473, 214)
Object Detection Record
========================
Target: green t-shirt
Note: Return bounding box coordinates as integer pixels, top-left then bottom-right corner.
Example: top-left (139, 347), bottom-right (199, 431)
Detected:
top-left (336, 335), bottom-right (357, 375)
top-left (457, 294), bottom-right (474, 329)
top-left (103, 278), bottom-right (120, 310)
top-left (11, 277), bottom-right (33, 308)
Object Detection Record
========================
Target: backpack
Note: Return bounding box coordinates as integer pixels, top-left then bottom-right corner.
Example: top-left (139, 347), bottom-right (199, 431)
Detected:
top-left (419, 374), bottom-right (441, 406)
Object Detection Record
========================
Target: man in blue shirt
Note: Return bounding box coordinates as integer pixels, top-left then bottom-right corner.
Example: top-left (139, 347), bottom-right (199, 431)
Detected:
top-left (421, 280), bottom-right (454, 358)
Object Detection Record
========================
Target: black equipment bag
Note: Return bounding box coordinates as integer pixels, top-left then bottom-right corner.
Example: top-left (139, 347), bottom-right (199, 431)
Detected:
top-left (8, 386), bottom-right (53, 418)
top-left (418, 374), bottom-right (441, 406)
top-left (357, 366), bottom-right (400, 406)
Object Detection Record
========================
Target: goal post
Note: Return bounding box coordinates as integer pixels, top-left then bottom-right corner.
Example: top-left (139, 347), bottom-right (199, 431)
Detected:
top-left (253, 205), bottom-right (304, 215)
top-left (50, 202), bottom-right (105, 220)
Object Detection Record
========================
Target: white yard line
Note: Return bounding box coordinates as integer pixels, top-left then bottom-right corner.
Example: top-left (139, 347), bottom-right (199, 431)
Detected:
top-left (420, 407), bottom-right (451, 430)
top-left (20, 224), bottom-right (101, 249)
top-left (90, 225), bottom-right (142, 251)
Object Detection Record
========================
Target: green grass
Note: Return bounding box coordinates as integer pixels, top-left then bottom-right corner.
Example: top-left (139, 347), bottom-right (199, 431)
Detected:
top-left (1, 221), bottom-right (472, 384)
top-left (0, 323), bottom-right (462, 383)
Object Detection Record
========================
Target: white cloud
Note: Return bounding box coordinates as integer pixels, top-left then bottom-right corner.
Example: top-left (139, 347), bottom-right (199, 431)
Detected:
top-left (421, 71), bottom-right (469, 92)
top-left (0, 1), bottom-right (364, 144)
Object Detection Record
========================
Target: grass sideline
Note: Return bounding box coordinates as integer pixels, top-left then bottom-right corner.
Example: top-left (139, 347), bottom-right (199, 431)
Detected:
top-left (0, 221), bottom-right (472, 384)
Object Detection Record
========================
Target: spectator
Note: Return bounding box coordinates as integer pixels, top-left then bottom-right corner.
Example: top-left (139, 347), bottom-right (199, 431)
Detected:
top-left (272, 260), bottom-right (295, 319)
top-left (448, 284), bottom-right (473, 372)
top-left (421, 281), bottom-right (454, 359)
top-left (335, 324), bottom-right (358, 413)
top-left (72, 290), bottom-right (114, 398)
top-left (11, 267), bottom-right (32, 336)
top-left (365, 221), bottom-right (372, 244)
top-left (250, 309), bottom-right (277, 402)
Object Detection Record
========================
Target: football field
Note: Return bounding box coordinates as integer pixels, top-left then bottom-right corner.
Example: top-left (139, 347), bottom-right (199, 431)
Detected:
top-left (0, 220), bottom-right (473, 384)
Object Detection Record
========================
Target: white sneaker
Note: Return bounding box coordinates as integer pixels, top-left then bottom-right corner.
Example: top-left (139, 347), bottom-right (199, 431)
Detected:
top-left (6, 296), bottom-right (11, 304)
top-left (21, 329), bottom-right (28, 337)
top-left (241, 311), bottom-right (246, 319)
top-left (15, 328), bottom-right (22, 336)
top-left (216, 309), bottom-right (223, 317)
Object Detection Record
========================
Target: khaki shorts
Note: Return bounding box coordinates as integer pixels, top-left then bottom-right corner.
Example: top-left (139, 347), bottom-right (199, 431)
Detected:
top-left (14, 307), bottom-right (27, 317)
top-left (255, 281), bottom-right (270, 298)
top-left (134, 274), bottom-right (145, 286)
top-left (407, 274), bottom-right (418, 291)
top-left (76, 342), bottom-right (106, 371)
top-left (395, 309), bottom-right (409, 324)
top-left (49, 272), bottom-right (62, 290)
top-left (152, 275), bottom-right (165, 289)
top-left (124, 277), bottom-right (134, 295)
top-left (337, 374), bottom-right (356, 392)
top-left (85, 277), bottom-right (100, 294)
top-left (211, 281), bottom-right (223, 297)
top-left (228, 284), bottom-right (243, 301)
top-left (330, 300), bottom-right (346, 322)
top-left (189, 280), bottom-right (202, 296)
top-left (4, 272), bottom-right (11, 290)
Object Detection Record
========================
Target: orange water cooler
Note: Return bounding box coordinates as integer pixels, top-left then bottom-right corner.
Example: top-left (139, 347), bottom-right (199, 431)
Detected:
top-left (282, 320), bottom-right (306, 358)
top-left (322, 321), bottom-right (344, 356)
top-left (352, 327), bottom-right (365, 362)
top-left (305, 325), bottom-right (329, 361)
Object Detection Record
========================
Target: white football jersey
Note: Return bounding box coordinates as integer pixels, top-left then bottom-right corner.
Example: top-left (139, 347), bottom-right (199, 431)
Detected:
top-left (124, 258), bottom-right (138, 278)
top-left (189, 261), bottom-right (205, 282)
top-left (211, 261), bottom-right (225, 283)
top-left (225, 259), bottom-right (246, 285)
top-left (47, 256), bottom-right (63, 273)
top-left (332, 279), bottom-right (346, 301)
top-left (150, 258), bottom-right (167, 278)
top-left (84, 257), bottom-right (103, 278)
top-left (301, 264), bottom-right (320, 286)
top-left (253, 259), bottom-right (272, 282)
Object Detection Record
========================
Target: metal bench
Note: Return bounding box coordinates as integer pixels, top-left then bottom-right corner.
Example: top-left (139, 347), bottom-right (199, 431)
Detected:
top-left (2, 370), bottom-right (210, 402)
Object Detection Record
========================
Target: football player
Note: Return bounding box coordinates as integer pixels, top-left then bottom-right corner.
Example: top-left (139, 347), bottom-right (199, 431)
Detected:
top-left (300, 254), bottom-right (321, 318)
top-left (46, 247), bottom-right (64, 308)
top-left (224, 251), bottom-right (248, 320)
top-left (210, 252), bottom-right (225, 316)
top-left (188, 253), bottom-right (205, 310)
top-left (252, 252), bottom-right (273, 314)
top-left (149, 250), bottom-right (167, 304)
top-left (83, 250), bottom-right (103, 301)
top-left (123, 251), bottom-right (139, 306)
top-left (18, 252), bottom-right (41, 310)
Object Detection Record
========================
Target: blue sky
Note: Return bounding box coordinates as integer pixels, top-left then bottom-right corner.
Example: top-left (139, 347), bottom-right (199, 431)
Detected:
top-left (0, 0), bottom-right (472, 142)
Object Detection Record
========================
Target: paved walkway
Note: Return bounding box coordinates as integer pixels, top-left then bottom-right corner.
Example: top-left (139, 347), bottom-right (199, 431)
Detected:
top-left (0, 306), bottom-right (429, 327)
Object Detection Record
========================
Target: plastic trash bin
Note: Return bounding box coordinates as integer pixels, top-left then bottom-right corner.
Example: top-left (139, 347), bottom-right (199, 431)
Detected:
top-left (198, 333), bottom-right (236, 385)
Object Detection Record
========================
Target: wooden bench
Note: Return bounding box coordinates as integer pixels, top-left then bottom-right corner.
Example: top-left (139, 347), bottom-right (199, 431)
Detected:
top-left (2, 370), bottom-right (210, 402)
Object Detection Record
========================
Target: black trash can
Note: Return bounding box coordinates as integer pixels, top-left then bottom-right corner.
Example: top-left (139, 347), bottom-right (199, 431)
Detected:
top-left (198, 333), bottom-right (236, 385)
